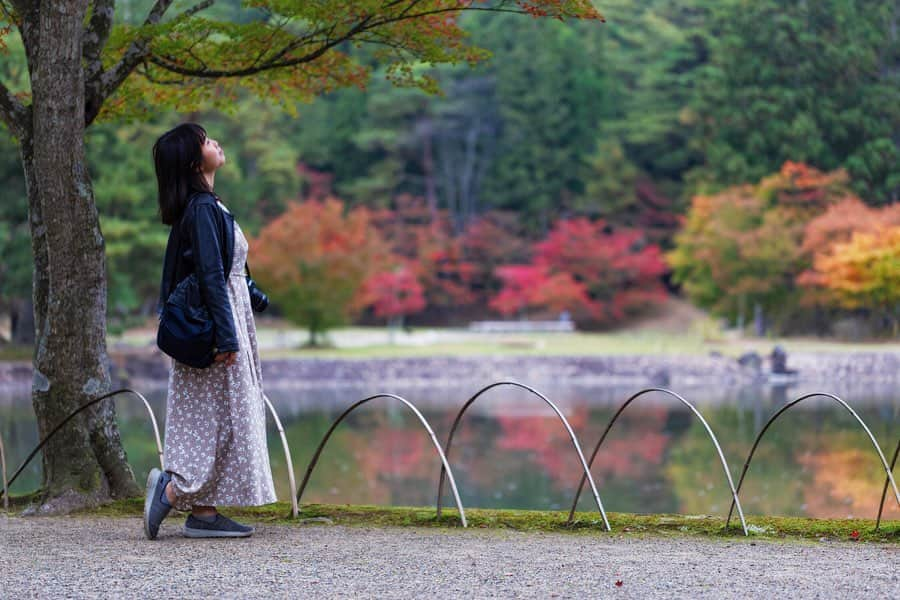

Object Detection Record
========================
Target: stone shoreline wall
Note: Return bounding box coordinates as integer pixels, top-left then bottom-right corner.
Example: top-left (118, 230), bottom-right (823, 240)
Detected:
top-left (2, 350), bottom-right (899, 392)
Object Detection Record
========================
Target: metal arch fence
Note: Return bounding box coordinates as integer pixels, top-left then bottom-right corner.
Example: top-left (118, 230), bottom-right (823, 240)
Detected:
top-left (0, 388), bottom-right (300, 519)
top-left (1, 382), bottom-right (899, 533)
top-left (725, 392), bottom-right (900, 531)
top-left (0, 388), bottom-right (164, 499)
top-left (435, 381), bottom-right (611, 531)
top-left (566, 388), bottom-right (749, 536)
top-left (877, 438), bottom-right (900, 530)
top-left (294, 393), bottom-right (469, 527)
top-left (262, 392), bottom-right (299, 518)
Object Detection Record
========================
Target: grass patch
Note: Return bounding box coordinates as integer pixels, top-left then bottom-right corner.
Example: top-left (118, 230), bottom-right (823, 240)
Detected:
top-left (105, 323), bottom-right (900, 361)
top-left (55, 496), bottom-right (900, 544)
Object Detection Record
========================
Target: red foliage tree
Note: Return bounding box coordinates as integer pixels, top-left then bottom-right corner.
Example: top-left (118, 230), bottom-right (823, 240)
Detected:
top-left (370, 195), bottom-right (477, 316)
top-left (491, 218), bottom-right (667, 326)
top-left (460, 212), bottom-right (532, 305)
top-left (361, 264), bottom-right (427, 322)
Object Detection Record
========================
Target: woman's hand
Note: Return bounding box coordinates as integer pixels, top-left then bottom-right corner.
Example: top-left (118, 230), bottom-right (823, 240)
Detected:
top-left (214, 351), bottom-right (238, 366)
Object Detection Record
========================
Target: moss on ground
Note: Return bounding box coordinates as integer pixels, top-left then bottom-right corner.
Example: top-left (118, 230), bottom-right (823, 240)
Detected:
top-left (8, 495), bottom-right (888, 544)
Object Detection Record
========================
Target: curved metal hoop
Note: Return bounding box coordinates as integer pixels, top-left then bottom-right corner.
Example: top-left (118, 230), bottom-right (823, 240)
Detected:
top-left (262, 392), bottom-right (299, 518)
top-left (0, 388), bottom-right (164, 502)
top-left (726, 392), bottom-right (900, 530)
top-left (875, 438), bottom-right (899, 531)
top-left (566, 387), bottom-right (748, 536)
top-left (436, 381), bottom-right (610, 531)
top-left (0, 430), bottom-right (8, 511)
top-left (295, 393), bottom-right (468, 527)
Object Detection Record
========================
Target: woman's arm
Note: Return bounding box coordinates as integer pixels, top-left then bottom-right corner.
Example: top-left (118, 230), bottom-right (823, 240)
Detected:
top-left (245, 264), bottom-right (269, 312)
top-left (190, 203), bottom-right (239, 354)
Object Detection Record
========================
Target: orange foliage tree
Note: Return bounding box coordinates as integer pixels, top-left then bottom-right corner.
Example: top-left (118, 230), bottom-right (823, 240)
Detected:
top-left (798, 199), bottom-right (900, 311)
top-left (250, 198), bottom-right (387, 345)
top-left (668, 162), bottom-right (854, 332)
top-left (805, 227), bottom-right (900, 334)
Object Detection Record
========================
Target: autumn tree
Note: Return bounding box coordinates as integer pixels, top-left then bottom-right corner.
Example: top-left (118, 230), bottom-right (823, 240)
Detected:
top-left (668, 163), bottom-right (853, 333)
top-left (370, 195), bottom-right (477, 320)
top-left (460, 211), bottom-right (530, 306)
top-left (250, 199), bottom-right (386, 346)
top-left (809, 227), bottom-right (900, 334)
top-left (0, 0), bottom-right (602, 512)
top-left (360, 264), bottom-right (427, 336)
top-left (797, 198), bottom-right (900, 307)
top-left (798, 199), bottom-right (900, 334)
top-left (491, 217), bottom-right (667, 326)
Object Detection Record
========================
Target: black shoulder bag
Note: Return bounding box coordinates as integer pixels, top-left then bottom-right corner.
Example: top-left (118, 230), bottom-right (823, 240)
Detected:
top-left (156, 198), bottom-right (217, 368)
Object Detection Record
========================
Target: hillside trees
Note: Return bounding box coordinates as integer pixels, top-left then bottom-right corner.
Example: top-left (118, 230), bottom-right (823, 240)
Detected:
top-left (692, 0), bottom-right (900, 203)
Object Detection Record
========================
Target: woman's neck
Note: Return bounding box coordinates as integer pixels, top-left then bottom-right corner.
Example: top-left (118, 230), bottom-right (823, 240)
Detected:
top-left (202, 170), bottom-right (216, 189)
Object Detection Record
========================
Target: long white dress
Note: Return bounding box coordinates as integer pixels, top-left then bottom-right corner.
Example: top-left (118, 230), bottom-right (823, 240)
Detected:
top-left (162, 214), bottom-right (277, 510)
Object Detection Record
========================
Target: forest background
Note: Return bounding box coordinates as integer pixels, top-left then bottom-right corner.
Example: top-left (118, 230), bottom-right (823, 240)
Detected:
top-left (1, 0), bottom-right (899, 345)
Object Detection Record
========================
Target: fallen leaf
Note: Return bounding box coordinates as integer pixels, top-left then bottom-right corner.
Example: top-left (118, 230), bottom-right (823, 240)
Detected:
top-left (615, 580), bottom-right (623, 587)
top-left (849, 530), bottom-right (860, 541)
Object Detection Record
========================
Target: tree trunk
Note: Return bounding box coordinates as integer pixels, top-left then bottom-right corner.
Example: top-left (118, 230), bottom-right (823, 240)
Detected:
top-left (23, 0), bottom-right (138, 514)
top-left (753, 303), bottom-right (766, 337)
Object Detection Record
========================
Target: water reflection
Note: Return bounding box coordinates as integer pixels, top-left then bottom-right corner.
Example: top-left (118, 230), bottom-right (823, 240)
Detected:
top-left (1, 383), bottom-right (898, 520)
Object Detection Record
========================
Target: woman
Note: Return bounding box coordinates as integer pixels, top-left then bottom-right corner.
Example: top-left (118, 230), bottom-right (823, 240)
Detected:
top-left (144, 123), bottom-right (277, 540)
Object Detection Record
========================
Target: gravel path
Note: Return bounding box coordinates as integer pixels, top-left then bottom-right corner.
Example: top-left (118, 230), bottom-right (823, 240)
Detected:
top-left (1, 514), bottom-right (897, 599)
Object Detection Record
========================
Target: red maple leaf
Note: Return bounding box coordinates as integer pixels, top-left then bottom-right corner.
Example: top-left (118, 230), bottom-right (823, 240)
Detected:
top-left (615, 580), bottom-right (623, 587)
top-left (849, 530), bottom-right (860, 541)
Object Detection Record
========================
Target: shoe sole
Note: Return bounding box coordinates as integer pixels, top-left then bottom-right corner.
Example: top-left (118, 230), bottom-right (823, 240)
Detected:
top-left (183, 526), bottom-right (254, 538)
top-left (143, 468), bottom-right (161, 540)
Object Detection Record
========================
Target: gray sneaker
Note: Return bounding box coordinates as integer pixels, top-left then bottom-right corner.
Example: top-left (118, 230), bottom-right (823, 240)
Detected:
top-left (183, 513), bottom-right (255, 538)
top-left (143, 468), bottom-right (172, 540)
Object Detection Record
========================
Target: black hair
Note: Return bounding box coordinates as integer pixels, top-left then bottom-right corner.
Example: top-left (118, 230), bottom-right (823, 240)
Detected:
top-left (153, 123), bottom-right (213, 225)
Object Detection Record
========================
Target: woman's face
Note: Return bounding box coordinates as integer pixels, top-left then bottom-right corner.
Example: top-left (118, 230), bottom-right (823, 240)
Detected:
top-left (199, 134), bottom-right (225, 173)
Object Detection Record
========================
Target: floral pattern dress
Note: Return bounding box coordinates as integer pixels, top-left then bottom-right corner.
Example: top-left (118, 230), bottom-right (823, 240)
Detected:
top-left (163, 214), bottom-right (277, 510)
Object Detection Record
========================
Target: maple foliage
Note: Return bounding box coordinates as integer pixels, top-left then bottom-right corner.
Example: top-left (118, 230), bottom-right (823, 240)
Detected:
top-left (90, 1), bottom-right (603, 121)
top-left (806, 226), bottom-right (900, 331)
top-left (668, 163), bottom-right (854, 327)
top-left (796, 198), bottom-right (900, 309)
top-left (490, 217), bottom-right (667, 325)
top-left (370, 195), bottom-right (477, 314)
top-left (461, 212), bottom-right (538, 304)
top-left (249, 197), bottom-right (388, 344)
top-left (360, 264), bottom-right (427, 320)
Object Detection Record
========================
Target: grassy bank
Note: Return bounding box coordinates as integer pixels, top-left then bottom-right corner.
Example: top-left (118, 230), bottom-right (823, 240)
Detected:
top-left (6, 494), bottom-right (892, 544)
top-left (104, 325), bottom-right (900, 361)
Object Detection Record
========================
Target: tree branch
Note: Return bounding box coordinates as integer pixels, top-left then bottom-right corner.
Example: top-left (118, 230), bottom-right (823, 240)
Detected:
top-left (0, 78), bottom-right (27, 138)
top-left (0, 0), bottom-right (16, 22)
top-left (84, 0), bottom-right (115, 60)
top-left (89, 0), bottom-right (218, 125)
top-left (83, 0), bottom-right (115, 125)
top-left (181, 0), bottom-right (215, 20)
top-left (146, 6), bottom-right (531, 79)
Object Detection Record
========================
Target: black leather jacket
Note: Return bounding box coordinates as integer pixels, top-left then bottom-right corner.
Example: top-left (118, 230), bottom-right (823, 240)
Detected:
top-left (158, 192), bottom-right (268, 354)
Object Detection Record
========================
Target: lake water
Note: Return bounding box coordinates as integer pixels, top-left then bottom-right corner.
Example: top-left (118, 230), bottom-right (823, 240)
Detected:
top-left (2, 382), bottom-right (898, 520)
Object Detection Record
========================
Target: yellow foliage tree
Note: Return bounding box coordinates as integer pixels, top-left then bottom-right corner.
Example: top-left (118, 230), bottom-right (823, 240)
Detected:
top-left (811, 226), bottom-right (900, 334)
